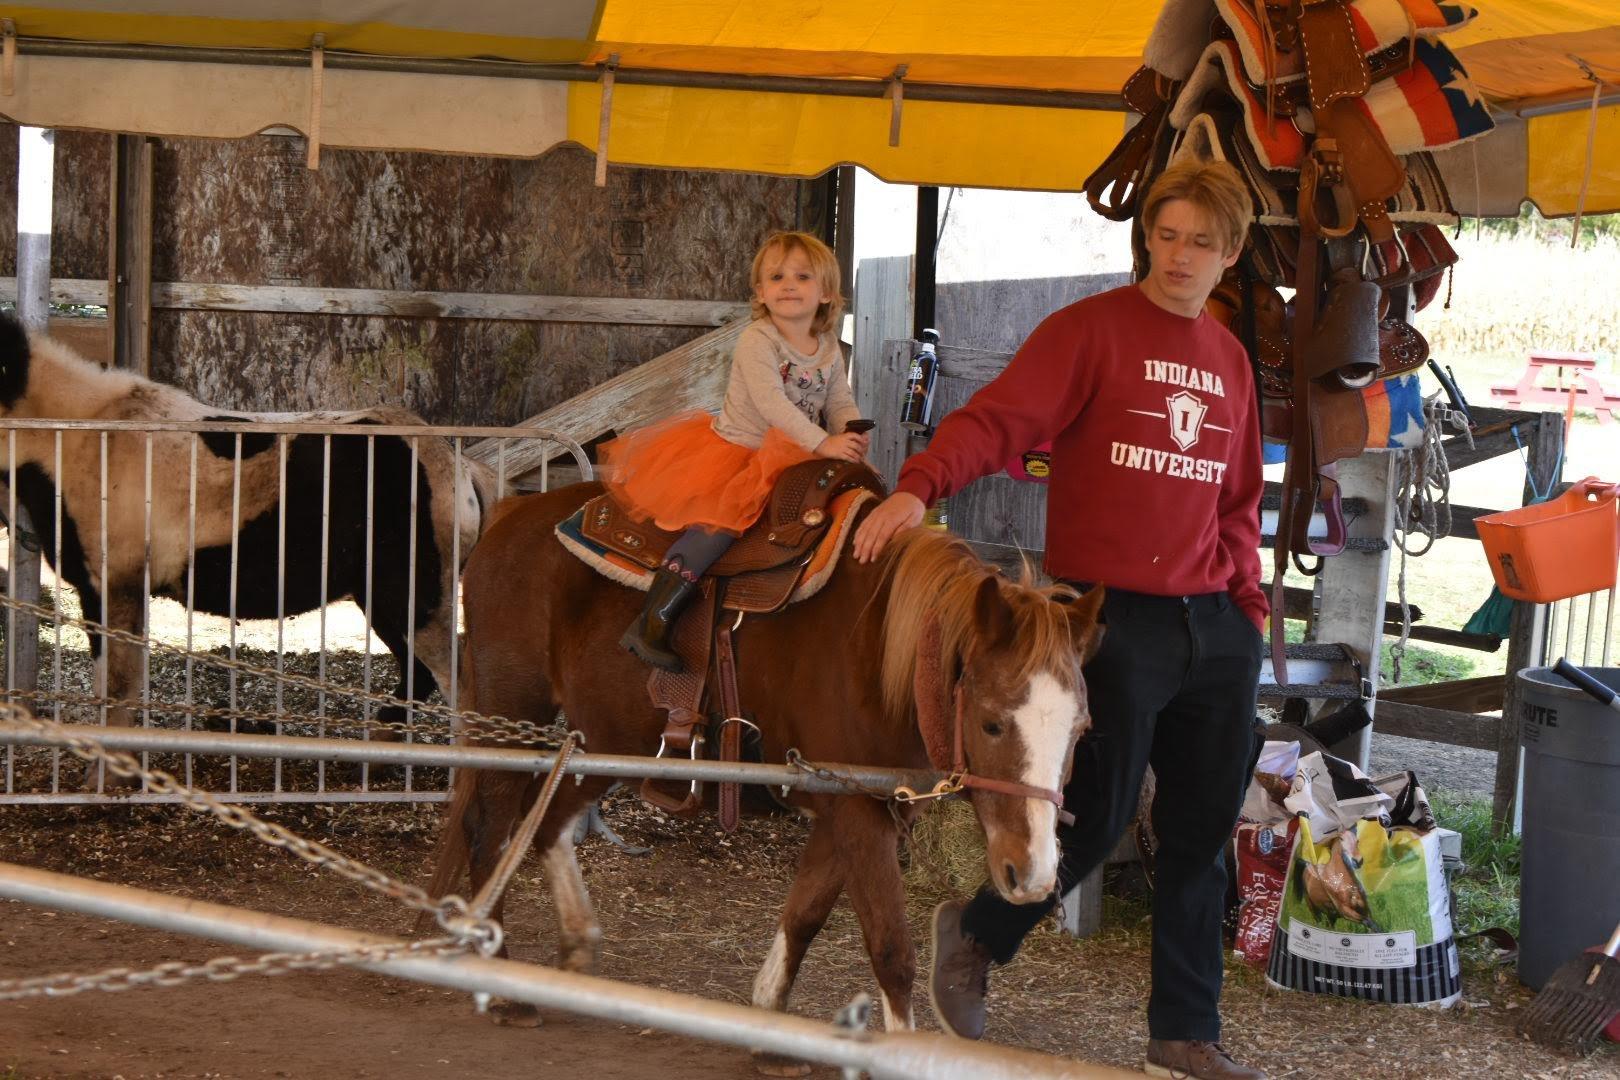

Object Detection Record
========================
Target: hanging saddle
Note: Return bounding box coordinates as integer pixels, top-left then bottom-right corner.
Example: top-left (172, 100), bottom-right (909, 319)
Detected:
top-left (1083, 0), bottom-right (1486, 682)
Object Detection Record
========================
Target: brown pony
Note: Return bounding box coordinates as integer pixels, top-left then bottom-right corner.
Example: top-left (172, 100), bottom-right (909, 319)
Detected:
top-left (425, 482), bottom-right (1104, 1037)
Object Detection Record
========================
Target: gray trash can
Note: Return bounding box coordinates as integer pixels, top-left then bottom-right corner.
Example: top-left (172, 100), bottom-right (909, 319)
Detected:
top-left (1517, 665), bottom-right (1620, 989)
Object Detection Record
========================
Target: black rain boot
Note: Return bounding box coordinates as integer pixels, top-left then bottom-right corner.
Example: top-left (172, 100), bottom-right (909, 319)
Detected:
top-left (620, 565), bottom-right (700, 672)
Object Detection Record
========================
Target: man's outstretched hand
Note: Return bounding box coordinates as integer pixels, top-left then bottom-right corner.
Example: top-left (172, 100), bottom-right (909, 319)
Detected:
top-left (853, 491), bottom-right (926, 563)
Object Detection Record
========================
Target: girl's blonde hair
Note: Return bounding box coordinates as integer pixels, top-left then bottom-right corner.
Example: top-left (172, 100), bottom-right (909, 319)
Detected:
top-left (749, 231), bottom-right (845, 336)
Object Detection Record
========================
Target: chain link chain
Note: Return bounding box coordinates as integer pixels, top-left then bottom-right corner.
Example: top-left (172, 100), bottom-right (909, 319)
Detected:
top-left (0, 707), bottom-right (499, 952)
top-left (0, 593), bottom-right (560, 747)
top-left (0, 936), bottom-right (471, 1002)
top-left (783, 748), bottom-right (898, 801)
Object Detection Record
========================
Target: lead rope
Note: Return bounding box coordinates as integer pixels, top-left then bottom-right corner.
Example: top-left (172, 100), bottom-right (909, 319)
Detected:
top-left (1390, 393), bottom-right (1459, 681)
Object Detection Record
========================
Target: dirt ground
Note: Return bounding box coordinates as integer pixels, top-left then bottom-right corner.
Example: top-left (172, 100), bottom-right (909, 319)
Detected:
top-left (2, 784), bottom-right (1615, 1080)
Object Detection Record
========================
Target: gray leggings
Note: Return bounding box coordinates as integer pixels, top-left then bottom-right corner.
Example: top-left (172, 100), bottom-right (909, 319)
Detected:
top-left (664, 527), bottom-right (735, 579)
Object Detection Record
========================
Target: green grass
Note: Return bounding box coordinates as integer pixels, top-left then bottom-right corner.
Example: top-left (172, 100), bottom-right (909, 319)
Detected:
top-left (1430, 787), bottom-right (1522, 938)
top-left (1380, 639), bottom-right (1477, 686)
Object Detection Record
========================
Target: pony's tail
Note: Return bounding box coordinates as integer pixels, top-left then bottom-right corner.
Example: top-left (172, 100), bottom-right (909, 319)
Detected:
top-left (413, 643), bottom-right (480, 934)
top-left (414, 768), bottom-right (477, 934)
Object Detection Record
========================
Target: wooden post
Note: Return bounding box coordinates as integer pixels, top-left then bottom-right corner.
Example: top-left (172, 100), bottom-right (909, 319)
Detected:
top-left (1310, 452), bottom-right (1398, 768)
top-left (870, 339), bottom-right (914, 489)
top-left (832, 166), bottom-right (856, 311)
top-left (7, 126), bottom-right (52, 703)
top-left (1492, 411), bottom-right (1561, 835)
top-left (109, 133), bottom-right (154, 375)
top-left (850, 256), bottom-right (912, 439)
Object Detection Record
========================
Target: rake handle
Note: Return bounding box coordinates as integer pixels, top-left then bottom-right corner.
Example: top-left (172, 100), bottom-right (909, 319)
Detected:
top-left (1553, 657), bottom-right (1620, 712)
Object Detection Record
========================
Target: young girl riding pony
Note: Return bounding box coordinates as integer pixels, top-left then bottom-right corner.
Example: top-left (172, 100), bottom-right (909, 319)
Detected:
top-left (603, 231), bottom-right (869, 671)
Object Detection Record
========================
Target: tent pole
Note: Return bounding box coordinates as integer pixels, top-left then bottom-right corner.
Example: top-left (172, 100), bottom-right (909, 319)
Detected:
top-left (913, 186), bottom-right (939, 340)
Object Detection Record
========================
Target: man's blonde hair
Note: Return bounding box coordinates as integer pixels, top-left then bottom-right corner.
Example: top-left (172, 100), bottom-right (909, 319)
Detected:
top-left (1140, 159), bottom-right (1253, 255)
top-left (750, 231), bottom-right (845, 336)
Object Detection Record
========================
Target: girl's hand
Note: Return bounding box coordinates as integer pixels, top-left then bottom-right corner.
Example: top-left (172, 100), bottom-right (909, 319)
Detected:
top-left (815, 432), bottom-right (868, 462)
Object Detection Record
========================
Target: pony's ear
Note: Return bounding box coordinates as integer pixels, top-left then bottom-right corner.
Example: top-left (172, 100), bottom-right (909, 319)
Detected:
top-left (972, 574), bottom-right (1015, 650)
top-left (1068, 585), bottom-right (1106, 664)
top-left (0, 314), bottom-right (31, 411)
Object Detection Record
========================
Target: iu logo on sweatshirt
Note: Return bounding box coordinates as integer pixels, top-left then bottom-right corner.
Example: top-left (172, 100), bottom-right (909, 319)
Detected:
top-left (1166, 390), bottom-right (1208, 451)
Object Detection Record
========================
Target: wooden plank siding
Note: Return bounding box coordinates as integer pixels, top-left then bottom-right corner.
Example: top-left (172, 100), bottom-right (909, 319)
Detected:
top-left (1, 127), bottom-right (815, 427)
top-left (851, 255), bottom-right (912, 427)
top-left (0, 278), bottom-right (747, 327)
top-left (466, 319), bottom-right (747, 481)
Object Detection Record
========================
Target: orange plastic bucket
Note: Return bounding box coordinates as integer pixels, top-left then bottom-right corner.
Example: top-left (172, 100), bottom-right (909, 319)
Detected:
top-left (1475, 477), bottom-right (1620, 603)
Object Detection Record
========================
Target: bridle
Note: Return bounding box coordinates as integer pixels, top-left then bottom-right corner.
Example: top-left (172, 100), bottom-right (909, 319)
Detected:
top-left (900, 620), bottom-right (1076, 826)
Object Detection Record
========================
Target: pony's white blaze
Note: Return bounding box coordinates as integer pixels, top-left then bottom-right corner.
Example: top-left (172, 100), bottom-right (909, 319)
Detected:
top-left (1011, 670), bottom-right (1081, 891)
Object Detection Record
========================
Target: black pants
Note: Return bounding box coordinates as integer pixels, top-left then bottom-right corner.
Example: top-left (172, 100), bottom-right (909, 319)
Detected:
top-left (960, 586), bottom-right (1263, 1042)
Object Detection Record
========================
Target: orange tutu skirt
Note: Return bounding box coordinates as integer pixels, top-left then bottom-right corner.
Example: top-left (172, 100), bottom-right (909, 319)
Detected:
top-left (599, 411), bottom-right (814, 534)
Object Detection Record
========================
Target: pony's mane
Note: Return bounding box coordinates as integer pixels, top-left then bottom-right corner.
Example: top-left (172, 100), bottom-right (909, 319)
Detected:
top-left (877, 529), bottom-right (1080, 724)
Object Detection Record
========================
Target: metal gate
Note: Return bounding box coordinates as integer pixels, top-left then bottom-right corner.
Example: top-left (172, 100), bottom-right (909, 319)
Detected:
top-left (1, 416), bottom-right (588, 804)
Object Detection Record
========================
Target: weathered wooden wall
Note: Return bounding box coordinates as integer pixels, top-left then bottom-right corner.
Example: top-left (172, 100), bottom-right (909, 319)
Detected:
top-left (876, 272), bottom-right (1133, 555)
top-left (934, 273), bottom-right (1131, 352)
top-left (2, 126), bottom-right (813, 424)
top-left (0, 126), bottom-right (110, 281)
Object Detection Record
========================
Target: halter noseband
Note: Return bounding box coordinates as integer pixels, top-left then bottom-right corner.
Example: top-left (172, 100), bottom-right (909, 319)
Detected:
top-left (901, 678), bottom-right (1076, 828)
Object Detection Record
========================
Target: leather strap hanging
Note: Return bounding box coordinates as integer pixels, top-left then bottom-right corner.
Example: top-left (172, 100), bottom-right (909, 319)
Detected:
top-left (713, 608), bottom-right (745, 834)
top-left (640, 585), bottom-right (718, 816)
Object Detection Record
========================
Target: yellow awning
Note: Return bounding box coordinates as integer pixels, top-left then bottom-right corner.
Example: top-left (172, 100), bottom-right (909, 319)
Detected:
top-left (0, 1), bottom-right (1614, 212)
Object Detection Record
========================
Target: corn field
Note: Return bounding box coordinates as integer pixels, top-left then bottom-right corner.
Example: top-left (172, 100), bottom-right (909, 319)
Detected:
top-left (1421, 230), bottom-right (1620, 366)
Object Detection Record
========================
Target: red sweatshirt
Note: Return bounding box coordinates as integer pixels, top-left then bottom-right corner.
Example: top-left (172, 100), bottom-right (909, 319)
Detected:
top-left (897, 284), bottom-right (1268, 630)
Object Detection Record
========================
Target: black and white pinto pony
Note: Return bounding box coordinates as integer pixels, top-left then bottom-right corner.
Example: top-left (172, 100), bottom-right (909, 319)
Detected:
top-left (0, 315), bottom-right (496, 740)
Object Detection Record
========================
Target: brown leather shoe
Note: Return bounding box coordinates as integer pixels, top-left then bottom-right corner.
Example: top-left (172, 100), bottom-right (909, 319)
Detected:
top-left (928, 899), bottom-right (992, 1040)
top-left (1145, 1040), bottom-right (1266, 1080)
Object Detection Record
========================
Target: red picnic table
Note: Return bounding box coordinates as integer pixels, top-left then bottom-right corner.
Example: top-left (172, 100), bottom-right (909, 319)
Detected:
top-left (1490, 351), bottom-right (1620, 424)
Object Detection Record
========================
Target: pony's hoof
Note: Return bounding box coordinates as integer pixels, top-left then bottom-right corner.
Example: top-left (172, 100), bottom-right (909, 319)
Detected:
top-left (559, 931), bottom-right (603, 974)
top-left (751, 1051), bottom-right (812, 1077)
top-left (488, 1000), bottom-right (544, 1027)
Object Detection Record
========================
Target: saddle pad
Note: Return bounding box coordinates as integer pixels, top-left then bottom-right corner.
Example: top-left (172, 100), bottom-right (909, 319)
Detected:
top-left (1214, 0), bottom-right (1478, 88)
top-left (1170, 38), bottom-right (1492, 172)
top-left (556, 487), bottom-right (877, 607)
top-left (1145, 0), bottom-right (1477, 83)
top-left (1261, 372), bottom-right (1424, 462)
top-left (1176, 111), bottom-right (1457, 227)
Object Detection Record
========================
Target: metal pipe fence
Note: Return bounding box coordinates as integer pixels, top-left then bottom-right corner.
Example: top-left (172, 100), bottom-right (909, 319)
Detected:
top-left (0, 860), bottom-right (1125, 1080)
top-left (1, 416), bottom-right (590, 805)
top-left (0, 720), bottom-right (944, 799)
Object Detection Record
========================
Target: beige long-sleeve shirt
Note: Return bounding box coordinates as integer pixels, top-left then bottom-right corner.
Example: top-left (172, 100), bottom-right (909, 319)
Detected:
top-left (713, 320), bottom-right (860, 451)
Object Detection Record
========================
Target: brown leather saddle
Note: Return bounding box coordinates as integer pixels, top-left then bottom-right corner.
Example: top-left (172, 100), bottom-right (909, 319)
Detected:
top-left (582, 458), bottom-right (886, 614)
top-left (583, 458), bottom-right (886, 831)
